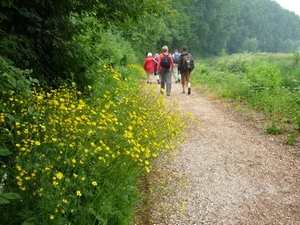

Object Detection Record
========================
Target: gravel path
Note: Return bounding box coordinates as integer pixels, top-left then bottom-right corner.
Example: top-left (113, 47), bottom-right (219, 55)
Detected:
top-left (141, 78), bottom-right (300, 224)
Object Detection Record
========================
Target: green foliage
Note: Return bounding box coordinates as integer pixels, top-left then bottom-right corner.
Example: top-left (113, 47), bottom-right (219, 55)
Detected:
top-left (240, 38), bottom-right (259, 53)
top-left (0, 0), bottom-right (169, 88)
top-left (0, 138), bottom-right (20, 207)
top-left (277, 39), bottom-right (299, 53)
top-left (247, 61), bottom-right (282, 91)
top-left (0, 61), bottom-right (191, 224)
top-left (0, 190), bottom-right (21, 205)
top-left (293, 48), bottom-right (300, 64)
top-left (184, 0), bottom-right (240, 55)
top-left (71, 15), bottom-right (139, 91)
top-left (196, 53), bottom-right (300, 144)
top-left (228, 0), bottom-right (300, 54)
top-left (266, 122), bottom-right (283, 135)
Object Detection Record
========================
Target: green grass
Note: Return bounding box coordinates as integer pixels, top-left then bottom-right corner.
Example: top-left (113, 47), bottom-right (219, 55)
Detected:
top-left (192, 53), bottom-right (300, 145)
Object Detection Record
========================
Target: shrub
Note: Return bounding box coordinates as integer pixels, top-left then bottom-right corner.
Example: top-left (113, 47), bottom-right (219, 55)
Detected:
top-left (0, 63), bottom-right (191, 224)
top-left (247, 62), bottom-right (282, 91)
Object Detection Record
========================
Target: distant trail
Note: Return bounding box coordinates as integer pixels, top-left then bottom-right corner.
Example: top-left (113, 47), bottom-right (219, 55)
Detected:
top-left (144, 76), bottom-right (300, 224)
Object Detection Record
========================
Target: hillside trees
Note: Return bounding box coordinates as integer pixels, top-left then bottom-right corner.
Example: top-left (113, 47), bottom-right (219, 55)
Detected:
top-left (1, 0), bottom-right (300, 80)
top-left (227, 0), bottom-right (300, 54)
top-left (180, 0), bottom-right (240, 56)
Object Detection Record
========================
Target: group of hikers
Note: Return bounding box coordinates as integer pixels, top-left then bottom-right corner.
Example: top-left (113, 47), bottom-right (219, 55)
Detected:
top-left (143, 45), bottom-right (194, 96)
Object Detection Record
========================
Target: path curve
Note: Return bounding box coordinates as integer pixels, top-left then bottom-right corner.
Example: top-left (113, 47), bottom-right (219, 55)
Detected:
top-left (144, 77), bottom-right (300, 224)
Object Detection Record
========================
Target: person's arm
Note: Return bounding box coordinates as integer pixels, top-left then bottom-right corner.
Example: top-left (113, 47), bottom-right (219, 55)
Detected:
top-left (177, 55), bottom-right (183, 73)
top-left (143, 59), bottom-right (147, 70)
top-left (169, 54), bottom-right (174, 70)
top-left (157, 54), bottom-right (162, 70)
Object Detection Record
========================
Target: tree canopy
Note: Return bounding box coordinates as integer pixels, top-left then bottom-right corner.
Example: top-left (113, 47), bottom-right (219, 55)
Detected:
top-left (1, 0), bottom-right (300, 85)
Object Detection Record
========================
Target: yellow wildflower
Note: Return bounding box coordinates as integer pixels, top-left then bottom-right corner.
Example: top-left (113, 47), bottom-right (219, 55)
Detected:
top-left (56, 172), bottom-right (63, 180)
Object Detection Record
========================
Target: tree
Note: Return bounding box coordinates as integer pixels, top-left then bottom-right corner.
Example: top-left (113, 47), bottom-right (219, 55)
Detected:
top-left (228, 0), bottom-right (300, 54)
top-left (182, 0), bottom-right (240, 56)
top-left (0, 0), bottom-right (169, 86)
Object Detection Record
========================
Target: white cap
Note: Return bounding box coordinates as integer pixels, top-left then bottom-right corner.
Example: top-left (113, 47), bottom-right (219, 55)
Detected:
top-left (147, 52), bottom-right (152, 57)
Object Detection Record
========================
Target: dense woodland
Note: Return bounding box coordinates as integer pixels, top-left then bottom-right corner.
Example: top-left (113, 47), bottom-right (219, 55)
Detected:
top-left (1, 0), bottom-right (300, 86)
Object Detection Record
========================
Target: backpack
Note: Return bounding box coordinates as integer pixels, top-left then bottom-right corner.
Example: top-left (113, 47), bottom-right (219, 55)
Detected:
top-left (173, 52), bottom-right (180, 63)
top-left (182, 53), bottom-right (194, 72)
top-left (160, 53), bottom-right (171, 69)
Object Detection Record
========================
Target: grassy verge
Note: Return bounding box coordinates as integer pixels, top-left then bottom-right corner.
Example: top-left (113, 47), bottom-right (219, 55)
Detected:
top-left (192, 53), bottom-right (300, 145)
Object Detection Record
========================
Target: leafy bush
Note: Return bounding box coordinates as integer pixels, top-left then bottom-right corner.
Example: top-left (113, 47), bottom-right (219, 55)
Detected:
top-left (247, 62), bottom-right (282, 91)
top-left (70, 16), bottom-right (139, 92)
top-left (0, 62), bottom-right (191, 224)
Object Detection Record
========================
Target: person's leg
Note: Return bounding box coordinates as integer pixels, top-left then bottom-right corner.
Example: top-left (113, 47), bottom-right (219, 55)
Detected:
top-left (160, 70), bottom-right (166, 93)
top-left (155, 70), bottom-right (160, 83)
top-left (165, 69), bottom-right (172, 95)
top-left (173, 64), bottom-right (178, 83)
top-left (149, 72), bottom-right (153, 83)
top-left (181, 72), bottom-right (186, 93)
top-left (186, 71), bottom-right (191, 94)
top-left (146, 72), bottom-right (150, 83)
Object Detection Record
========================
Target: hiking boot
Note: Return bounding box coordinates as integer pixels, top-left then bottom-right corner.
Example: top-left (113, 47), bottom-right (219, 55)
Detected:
top-left (178, 79), bottom-right (180, 82)
top-left (188, 87), bottom-right (191, 95)
top-left (182, 90), bottom-right (185, 94)
top-left (167, 93), bottom-right (170, 96)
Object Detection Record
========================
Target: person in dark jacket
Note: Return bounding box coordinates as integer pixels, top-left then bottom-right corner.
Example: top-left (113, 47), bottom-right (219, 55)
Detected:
top-left (178, 45), bottom-right (194, 95)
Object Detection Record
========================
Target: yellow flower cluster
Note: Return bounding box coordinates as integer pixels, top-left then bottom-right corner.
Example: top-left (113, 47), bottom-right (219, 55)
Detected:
top-left (2, 64), bottom-right (192, 222)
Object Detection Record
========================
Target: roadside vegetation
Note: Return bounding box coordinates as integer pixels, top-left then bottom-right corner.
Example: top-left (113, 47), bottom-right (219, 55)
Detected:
top-left (1, 0), bottom-right (300, 224)
top-left (0, 57), bottom-right (192, 224)
top-left (193, 53), bottom-right (300, 145)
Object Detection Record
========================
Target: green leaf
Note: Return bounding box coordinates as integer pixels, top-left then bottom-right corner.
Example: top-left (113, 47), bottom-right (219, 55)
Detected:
top-left (7, 114), bottom-right (20, 122)
top-left (0, 196), bottom-right (10, 204)
top-left (0, 148), bottom-right (12, 156)
top-left (22, 222), bottom-right (35, 225)
top-left (2, 192), bottom-right (21, 200)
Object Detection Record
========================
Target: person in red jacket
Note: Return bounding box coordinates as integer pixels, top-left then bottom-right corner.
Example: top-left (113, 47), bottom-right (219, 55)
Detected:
top-left (143, 52), bottom-right (155, 84)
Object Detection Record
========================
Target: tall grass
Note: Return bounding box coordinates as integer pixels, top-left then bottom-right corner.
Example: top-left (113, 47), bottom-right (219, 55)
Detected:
top-left (192, 53), bottom-right (300, 145)
top-left (0, 58), bottom-right (192, 224)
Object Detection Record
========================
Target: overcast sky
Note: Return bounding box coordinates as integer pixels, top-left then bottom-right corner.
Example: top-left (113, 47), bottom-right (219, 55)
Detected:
top-left (274, 0), bottom-right (300, 16)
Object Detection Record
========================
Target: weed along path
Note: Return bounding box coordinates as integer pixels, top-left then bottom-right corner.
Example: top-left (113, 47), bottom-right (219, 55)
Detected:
top-left (140, 78), bottom-right (300, 224)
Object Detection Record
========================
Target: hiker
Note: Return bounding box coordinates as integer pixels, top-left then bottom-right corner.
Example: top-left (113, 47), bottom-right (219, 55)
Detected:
top-left (172, 49), bottom-right (181, 83)
top-left (178, 45), bottom-right (194, 95)
top-left (157, 46), bottom-right (174, 96)
top-left (143, 52), bottom-right (155, 84)
top-left (153, 53), bottom-right (160, 84)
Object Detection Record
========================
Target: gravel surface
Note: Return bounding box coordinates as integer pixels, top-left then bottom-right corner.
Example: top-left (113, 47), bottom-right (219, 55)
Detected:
top-left (138, 78), bottom-right (300, 225)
